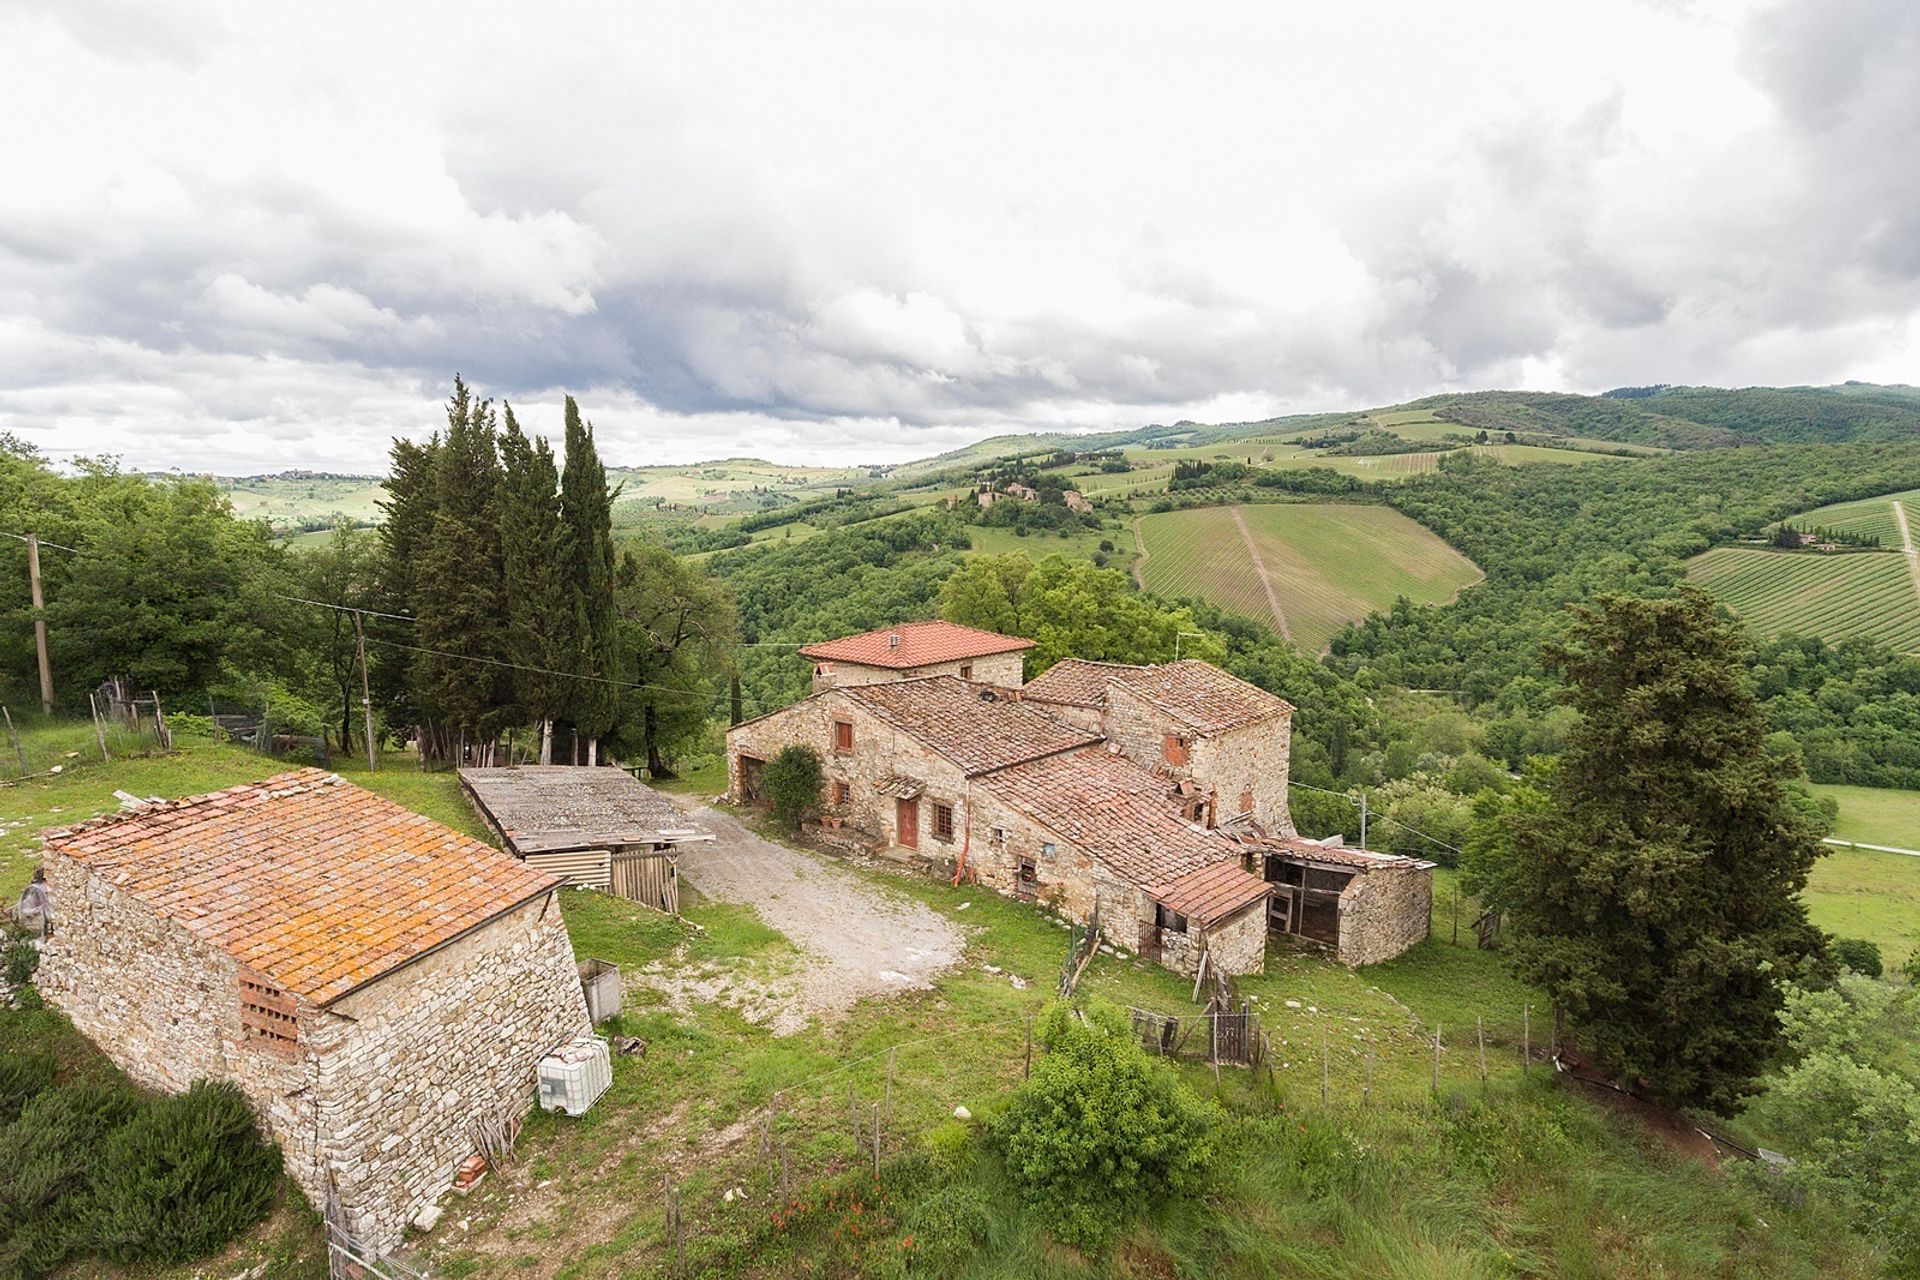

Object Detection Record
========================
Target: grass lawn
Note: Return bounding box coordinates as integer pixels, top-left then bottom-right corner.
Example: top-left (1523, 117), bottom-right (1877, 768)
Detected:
top-left (1814, 782), bottom-right (1920, 848)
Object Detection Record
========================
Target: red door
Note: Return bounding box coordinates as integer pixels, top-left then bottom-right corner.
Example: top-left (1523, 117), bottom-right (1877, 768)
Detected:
top-left (896, 798), bottom-right (919, 850)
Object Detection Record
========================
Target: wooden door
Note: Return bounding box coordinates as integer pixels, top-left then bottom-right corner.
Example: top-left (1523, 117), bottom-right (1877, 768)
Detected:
top-left (896, 797), bottom-right (919, 850)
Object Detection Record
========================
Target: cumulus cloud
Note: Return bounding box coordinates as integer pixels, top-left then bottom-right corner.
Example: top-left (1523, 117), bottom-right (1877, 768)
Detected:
top-left (0, 0), bottom-right (1916, 473)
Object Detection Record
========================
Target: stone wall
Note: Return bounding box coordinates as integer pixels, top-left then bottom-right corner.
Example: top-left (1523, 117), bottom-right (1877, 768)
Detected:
top-left (1098, 686), bottom-right (1294, 834)
top-left (37, 849), bottom-right (322, 1184)
top-left (1152, 898), bottom-right (1267, 977)
top-left (37, 853), bottom-right (590, 1254)
top-left (811, 650), bottom-right (1025, 693)
top-left (316, 891), bottom-right (590, 1250)
top-left (727, 694), bottom-right (972, 854)
top-left (1338, 865), bottom-right (1432, 967)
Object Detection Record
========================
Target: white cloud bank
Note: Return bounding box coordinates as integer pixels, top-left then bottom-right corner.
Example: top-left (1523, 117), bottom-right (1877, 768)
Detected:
top-left (1, 0), bottom-right (1917, 473)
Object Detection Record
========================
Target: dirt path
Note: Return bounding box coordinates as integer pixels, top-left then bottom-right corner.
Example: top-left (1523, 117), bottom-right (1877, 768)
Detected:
top-left (665, 800), bottom-right (965, 1033)
top-left (1130, 515), bottom-right (1149, 588)
top-left (1229, 504), bottom-right (1293, 641)
top-left (1893, 499), bottom-right (1920, 606)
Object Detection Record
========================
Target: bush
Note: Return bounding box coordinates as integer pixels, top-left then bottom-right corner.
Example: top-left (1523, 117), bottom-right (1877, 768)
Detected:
top-left (3, 941), bottom-right (39, 988)
top-left (0, 1084), bottom-right (139, 1277)
top-left (1833, 937), bottom-right (1884, 978)
top-left (762, 744), bottom-right (825, 831)
top-left (996, 1002), bottom-right (1217, 1248)
top-left (0, 1053), bottom-right (54, 1127)
top-left (86, 1080), bottom-right (280, 1265)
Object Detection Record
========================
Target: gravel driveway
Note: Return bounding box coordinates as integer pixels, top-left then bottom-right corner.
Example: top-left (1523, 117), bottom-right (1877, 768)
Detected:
top-left (661, 800), bottom-right (965, 1033)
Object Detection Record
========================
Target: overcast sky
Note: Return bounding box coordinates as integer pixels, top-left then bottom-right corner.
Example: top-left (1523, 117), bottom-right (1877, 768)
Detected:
top-left (2, 1), bottom-right (1916, 475)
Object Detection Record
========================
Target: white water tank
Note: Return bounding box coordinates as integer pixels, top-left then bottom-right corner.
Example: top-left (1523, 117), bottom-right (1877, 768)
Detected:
top-left (537, 1036), bottom-right (611, 1117)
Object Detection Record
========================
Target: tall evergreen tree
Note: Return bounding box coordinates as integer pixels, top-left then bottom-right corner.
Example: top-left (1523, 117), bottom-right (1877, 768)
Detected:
top-left (1506, 587), bottom-right (1830, 1112)
top-left (413, 377), bottom-right (512, 761)
top-left (372, 434), bottom-right (440, 732)
top-left (498, 406), bottom-right (575, 764)
top-left (559, 395), bottom-right (620, 762)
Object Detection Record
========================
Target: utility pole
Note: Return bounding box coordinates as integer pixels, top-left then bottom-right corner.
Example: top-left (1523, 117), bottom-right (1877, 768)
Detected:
top-left (352, 610), bottom-right (378, 772)
top-left (26, 533), bottom-right (52, 714)
top-left (1358, 790), bottom-right (1368, 850)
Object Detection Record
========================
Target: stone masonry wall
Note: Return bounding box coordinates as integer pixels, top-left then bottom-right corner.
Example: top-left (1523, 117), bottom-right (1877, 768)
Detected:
top-left (811, 650), bottom-right (1025, 693)
top-left (727, 694), bottom-right (972, 855)
top-left (38, 852), bottom-right (590, 1254)
top-left (39, 850), bottom-right (327, 1225)
top-left (1337, 865), bottom-right (1433, 967)
top-left (316, 891), bottom-right (589, 1250)
top-left (1153, 898), bottom-right (1267, 978)
top-left (1098, 686), bottom-right (1294, 834)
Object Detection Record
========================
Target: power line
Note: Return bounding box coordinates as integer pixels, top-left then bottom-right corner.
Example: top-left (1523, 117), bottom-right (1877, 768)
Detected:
top-left (0, 531), bottom-right (81, 554)
top-left (271, 593), bottom-right (418, 624)
top-left (1287, 778), bottom-right (1464, 857)
top-left (358, 633), bottom-right (767, 712)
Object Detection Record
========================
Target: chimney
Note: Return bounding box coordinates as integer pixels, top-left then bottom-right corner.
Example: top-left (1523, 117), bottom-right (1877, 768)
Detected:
top-left (888, 631), bottom-right (900, 650)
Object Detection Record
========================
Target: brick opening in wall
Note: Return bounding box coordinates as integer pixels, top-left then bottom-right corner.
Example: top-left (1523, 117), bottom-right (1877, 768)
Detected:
top-left (238, 970), bottom-right (298, 1059)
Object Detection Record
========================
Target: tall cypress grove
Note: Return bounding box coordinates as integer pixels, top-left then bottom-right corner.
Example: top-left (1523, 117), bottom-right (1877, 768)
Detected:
top-left (372, 434), bottom-right (439, 737)
top-left (499, 405), bottom-right (575, 764)
top-left (559, 395), bottom-right (620, 763)
top-left (412, 378), bottom-right (514, 762)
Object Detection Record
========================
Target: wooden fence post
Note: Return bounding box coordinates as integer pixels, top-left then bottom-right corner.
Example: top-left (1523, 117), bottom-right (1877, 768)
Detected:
top-left (1523, 1004), bottom-right (1531, 1070)
top-left (2, 706), bottom-right (25, 777)
top-left (1320, 1027), bottom-right (1329, 1105)
top-left (849, 1083), bottom-right (859, 1151)
top-left (1364, 1035), bottom-right (1374, 1106)
top-left (1477, 1014), bottom-right (1487, 1086)
top-left (88, 690), bottom-right (110, 762)
top-left (1431, 1024), bottom-right (1442, 1093)
top-left (1024, 1013), bottom-right (1034, 1079)
top-left (872, 1103), bottom-right (881, 1180)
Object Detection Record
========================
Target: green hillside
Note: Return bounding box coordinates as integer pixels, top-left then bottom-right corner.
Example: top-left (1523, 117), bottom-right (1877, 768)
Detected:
top-left (1135, 502), bottom-right (1483, 651)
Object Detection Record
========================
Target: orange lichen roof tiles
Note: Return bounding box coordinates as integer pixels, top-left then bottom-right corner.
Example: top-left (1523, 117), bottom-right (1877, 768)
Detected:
top-left (42, 768), bottom-right (558, 1006)
top-left (840, 676), bottom-right (1102, 775)
top-left (798, 620), bottom-right (1035, 669)
top-left (1151, 859), bottom-right (1271, 925)
top-left (975, 746), bottom-right (1243, 888)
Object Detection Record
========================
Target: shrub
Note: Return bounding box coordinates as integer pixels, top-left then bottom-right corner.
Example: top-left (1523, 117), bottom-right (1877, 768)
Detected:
top-left (996, 1001), bottom-right (1217, 1248)
top-left (1833, 937), bottom-right (1884, 978)
top-left (85, 1080), bottom-right (280, 1265)
top-left (2, 941), bottom-right (37, 988)
top-left (920, 1117), bottom-right (972, 1172)
top-left (0, 1083), bottom-right (139, 1277)
top-left (0, 1052), bottom-right (54, 1127)
top-left (762, 744), bottom-right (825, 831)
top-left (1905, 952), bottom-right (1920, 986)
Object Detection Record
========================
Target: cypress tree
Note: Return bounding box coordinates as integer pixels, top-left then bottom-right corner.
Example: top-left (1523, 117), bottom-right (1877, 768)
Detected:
top-left (374, 433), bottom-right (441, 735)
top-left (559, 395), bottom-right (620, 762)
top-left (499, 406), bottom-right (575, 764)
top-left (1506, 587), bottom-right (1830, 1112)
top-left (413, 377), bottom-right (512, 762)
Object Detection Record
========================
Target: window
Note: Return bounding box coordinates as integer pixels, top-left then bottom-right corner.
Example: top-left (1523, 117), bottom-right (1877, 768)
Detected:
top-left (832, 780), bottom-right (851, 807)
top-left (1154, 903), bottom-right (1189, 934)
top-left (990, 827), bottom-right (1007, 846)
top-left (238, 971), bottom-right (298, 1058)
top-left (833, 720), bottom-right (854, 753)
top-left (958, 663), bottom-right (973, 680)
top-left (1162, 733), bottom-right (1190, 766)
top-left (1040, 841), bottom-right (1056, 858)
top-left (932, 802), bottom-right (955, 842)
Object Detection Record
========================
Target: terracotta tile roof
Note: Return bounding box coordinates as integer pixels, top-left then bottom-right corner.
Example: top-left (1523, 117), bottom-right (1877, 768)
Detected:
top-left (44, 769), bottom-right (558, 1006)
top-left (975, 747), bottom-right (1243, 888)
top-left (1022, 658), bottom-right (1294, 731)
top-left (1019, 658), bottom-right (1140, 708)
top-left (799, 620), bottom-right (1035, 670)
top-left (1154, 860), bottom-right (1271, 925)
top-left (840, 677), bottom-right (1100, 775)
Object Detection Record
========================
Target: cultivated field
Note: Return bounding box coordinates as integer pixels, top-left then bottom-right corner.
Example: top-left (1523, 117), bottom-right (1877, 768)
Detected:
top-left (1685, 544), bottom-right (1920, 652)
top-left (1792, 486), bottom-right (1920, 547)
top-left (1136, 503), bottom-right (1483, 651)
top-left (1806, 784), bottom-right (1920, 966)
top-left (220, 475), bottom-right (387, 531)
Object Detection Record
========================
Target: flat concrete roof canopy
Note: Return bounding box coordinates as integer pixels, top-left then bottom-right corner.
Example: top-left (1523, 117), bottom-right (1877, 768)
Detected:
top-left (458, 766), bottom-right (713, 855)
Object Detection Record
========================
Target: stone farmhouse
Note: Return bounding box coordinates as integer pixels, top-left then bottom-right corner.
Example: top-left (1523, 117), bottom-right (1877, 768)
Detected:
top-left (35, 769), bottom-right (591, 1252)
top-left (799, 618), bottom-right (1033, 694)
top-left (729, 625), bottom-right (1432, 974)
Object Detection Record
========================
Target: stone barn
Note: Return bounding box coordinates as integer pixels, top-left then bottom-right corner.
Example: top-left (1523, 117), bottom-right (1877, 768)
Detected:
top-left (35, 769), bottom-right (592, 1252)
top-left (798, 619), bottom-right (1034, 694)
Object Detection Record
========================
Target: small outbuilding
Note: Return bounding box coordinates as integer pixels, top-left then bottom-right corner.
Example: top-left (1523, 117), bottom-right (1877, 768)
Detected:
top-left (35, 769), bottom-right (592, 1252)
top-left (458, 765), bottom-right (712, 912)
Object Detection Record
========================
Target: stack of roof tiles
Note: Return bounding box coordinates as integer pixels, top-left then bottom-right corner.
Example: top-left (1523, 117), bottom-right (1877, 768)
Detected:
top-left (42, 769), bottom-right (556, 1005)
